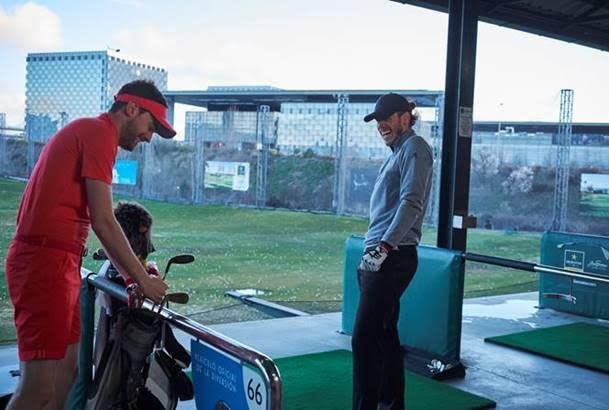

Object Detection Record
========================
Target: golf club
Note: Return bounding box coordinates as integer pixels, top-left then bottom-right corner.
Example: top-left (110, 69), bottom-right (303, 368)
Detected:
top-left (165, 292), bottom-right (189, 305)
top-left (93, 248), bottom-right (108, 260)
top-left (163, 254), bottom-right (195, 280)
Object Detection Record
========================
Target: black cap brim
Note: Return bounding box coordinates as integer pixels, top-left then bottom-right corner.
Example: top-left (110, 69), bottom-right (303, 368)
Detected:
top-left (364, 110), bottom-right (392, 123)
top-left (151, 114), bottom-right (177, 139)
top-left (363, 113), bottom-right (376, 123)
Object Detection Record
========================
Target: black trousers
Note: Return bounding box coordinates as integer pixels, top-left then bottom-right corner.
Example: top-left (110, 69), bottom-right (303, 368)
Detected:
top-left (352, 246), bottom-right (418, 410)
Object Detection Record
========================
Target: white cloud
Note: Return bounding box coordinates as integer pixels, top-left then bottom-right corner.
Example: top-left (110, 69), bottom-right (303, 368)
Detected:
top-left (0, 90), bottom-right (25, 127)
top-left (108, 6), bottom-right (447, 91)
top-left (101, 0), bottom-right (609, 133)
top-left (103, 6), bottom-right (443, 138)
top-left (0, 2), bottom-right (63, 50)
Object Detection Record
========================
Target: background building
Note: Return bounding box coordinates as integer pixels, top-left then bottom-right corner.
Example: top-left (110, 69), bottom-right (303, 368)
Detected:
top-left (25, 50), bottom-right (168, 141)
top-left (176, 87), bottom-right (442, 159)
top-left (0, 113), bottom-right (5, 129)
top-left (182, 92), bottom-right (609, 164)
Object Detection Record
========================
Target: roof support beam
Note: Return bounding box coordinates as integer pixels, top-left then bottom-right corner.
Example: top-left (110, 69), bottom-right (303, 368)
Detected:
top-left (437, 0), bottom-right (479, 252)
top-left (572, 13), bottom-right (609, 24)
top-left (562, 1), bottom-right (609, 29)
top-left (482, 0), bottom-right (523, 15)
top-left (392, 0), bottom-right (609, 52)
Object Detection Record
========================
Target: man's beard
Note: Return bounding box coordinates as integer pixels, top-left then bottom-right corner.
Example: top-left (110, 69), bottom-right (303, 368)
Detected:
top-left (119, 121), bottom-right (138, 151)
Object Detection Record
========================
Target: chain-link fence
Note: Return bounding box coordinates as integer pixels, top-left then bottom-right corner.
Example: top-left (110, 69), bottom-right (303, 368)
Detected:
top-left (0, 102), bottom-right (439, 220)
top-left (4, 97), bottom-right (609, 235)
top-left (186, 110), bottom-right (269, 207)
top-left (467, 135), bottom-right (609, 234)
top-left (0, 137), bottom-right (26, 179)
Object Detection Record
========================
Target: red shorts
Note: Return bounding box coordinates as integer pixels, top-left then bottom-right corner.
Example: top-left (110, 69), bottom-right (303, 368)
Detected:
top-left (5, 240), bottom-right (82, 361)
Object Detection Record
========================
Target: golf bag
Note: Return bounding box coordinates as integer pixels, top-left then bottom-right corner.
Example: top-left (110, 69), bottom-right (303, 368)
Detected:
top-left (86, 262), bottom-right (193, 410)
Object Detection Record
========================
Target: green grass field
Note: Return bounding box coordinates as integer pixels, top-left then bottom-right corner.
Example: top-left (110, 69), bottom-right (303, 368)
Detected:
top-left (580, 193), bottom-right (609, 218)
top-left (0, 177), bottom-right (540, 342)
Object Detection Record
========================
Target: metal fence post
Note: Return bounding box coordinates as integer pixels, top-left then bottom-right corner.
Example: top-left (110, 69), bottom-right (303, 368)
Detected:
top-left (256, 105), bottom-right (271, 208)
top-left (0, 136), bottom-right (5, 176)
top-left (427, 94), bottom-right (444, 226)
top-left (142, 143), bottom-right (152, 200)
top-left (333, 94), bottom-right (349, 215)
top-left (193, 130), bottom-right (205, 204)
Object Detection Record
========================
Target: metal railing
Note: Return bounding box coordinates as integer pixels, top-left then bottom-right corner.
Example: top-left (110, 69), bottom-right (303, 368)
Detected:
top-left (464, 252), bottom-right (609, 304)
top-left (82, 268), bottom-right (283, 409)
top-left (464, 252), bottom-right (609, 285)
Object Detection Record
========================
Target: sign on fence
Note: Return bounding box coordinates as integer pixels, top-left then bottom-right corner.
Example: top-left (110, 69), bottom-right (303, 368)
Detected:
top-left (112, 159), bottom-right (138, 186)
top-left (205, 161), bottom-right (250, 192)
top-left (192, 340), bottom-right (268, 410)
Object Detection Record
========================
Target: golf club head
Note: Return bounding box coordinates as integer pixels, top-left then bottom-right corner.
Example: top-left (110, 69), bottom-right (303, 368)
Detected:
top-left (171, 254), bottom-right (195, 265)
top-left (164, 254), bottom-right (195, 278)
top-left (92, 248), bottom-right (108, 260)
top-left (165, 292), bottom-right (189, 304)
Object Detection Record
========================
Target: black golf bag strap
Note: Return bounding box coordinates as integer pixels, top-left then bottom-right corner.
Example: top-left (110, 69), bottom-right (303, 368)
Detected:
top-left (162, 324), bottom-right (191, 368)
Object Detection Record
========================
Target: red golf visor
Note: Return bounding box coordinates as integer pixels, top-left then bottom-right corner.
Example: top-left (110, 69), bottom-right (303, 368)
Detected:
top-left (115, 93), bottom-right (176, 138)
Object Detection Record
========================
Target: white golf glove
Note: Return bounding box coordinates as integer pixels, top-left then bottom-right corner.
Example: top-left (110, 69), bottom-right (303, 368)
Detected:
top-left (359, 245), bottom-right (389, 272)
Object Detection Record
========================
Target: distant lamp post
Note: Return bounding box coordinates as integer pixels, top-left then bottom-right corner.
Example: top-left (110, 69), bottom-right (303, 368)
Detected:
top-left (498, 102), bottom-right (504, 133)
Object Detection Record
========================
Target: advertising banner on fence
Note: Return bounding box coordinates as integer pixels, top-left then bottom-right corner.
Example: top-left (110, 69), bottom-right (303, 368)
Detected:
top-left (191, 340), bottom-right (268, 410)
top-left (205, 161), bottom-right (250, 192)
top-left (112, 159), bottom-right (138, 185)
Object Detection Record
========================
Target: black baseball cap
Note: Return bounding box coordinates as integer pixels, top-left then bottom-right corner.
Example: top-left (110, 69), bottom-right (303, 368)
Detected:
top-left (364, 93), bottom-right (413, 123)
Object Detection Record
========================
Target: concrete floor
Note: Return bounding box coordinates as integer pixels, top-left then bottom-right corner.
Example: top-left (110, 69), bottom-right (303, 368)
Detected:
top-left (177, 292), bottom-right (609, 410)
top-left (449, 293), bottom-right (609, 409)
top-left (1, 292), bottom-right (608, 409)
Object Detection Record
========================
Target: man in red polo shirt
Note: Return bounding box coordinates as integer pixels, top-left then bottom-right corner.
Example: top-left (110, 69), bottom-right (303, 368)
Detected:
top-left (5, 79), bottom-right (174, 410)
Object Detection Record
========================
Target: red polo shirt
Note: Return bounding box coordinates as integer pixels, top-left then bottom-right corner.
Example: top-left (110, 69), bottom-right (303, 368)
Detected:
top-left (15, 113), bottom-right (119, 247)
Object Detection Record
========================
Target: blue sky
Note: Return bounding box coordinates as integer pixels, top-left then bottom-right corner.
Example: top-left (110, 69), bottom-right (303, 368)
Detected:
top-left (1, 0), bottom-right (608, 135)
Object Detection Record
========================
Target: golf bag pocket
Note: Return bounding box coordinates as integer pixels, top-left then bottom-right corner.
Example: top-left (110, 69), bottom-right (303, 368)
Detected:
top-left (145, 349), bottom-right (194, 409)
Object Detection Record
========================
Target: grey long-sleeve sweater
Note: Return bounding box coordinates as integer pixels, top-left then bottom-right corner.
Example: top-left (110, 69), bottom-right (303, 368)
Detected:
top-left (364, 130), bottom-right (434, 249)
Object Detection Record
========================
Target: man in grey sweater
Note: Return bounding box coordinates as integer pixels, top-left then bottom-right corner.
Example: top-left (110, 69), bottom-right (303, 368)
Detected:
top-left (352, 93), bottom-right (433, 410)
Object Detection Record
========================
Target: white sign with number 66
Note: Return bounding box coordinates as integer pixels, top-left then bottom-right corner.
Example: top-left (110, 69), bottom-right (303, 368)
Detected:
top-left (242, 365), bottom-right (267, 410)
